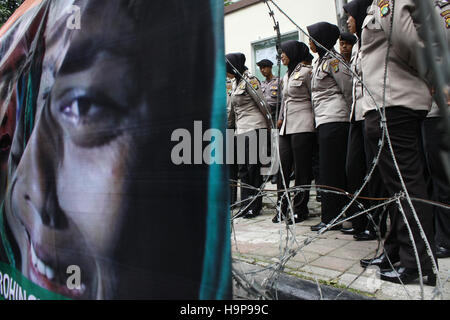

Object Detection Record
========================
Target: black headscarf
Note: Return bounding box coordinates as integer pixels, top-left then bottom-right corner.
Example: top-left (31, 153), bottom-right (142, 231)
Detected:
top-left (306, 22), bottom-right (340, 58)
top-left (340, 32), bottom-right (357, 45)
top-left (226, 53), bottom-right (247, 83)
top-left (279, 40), bottom-right (310, 76)
top-left (343, 0), bottom-right (373, 39)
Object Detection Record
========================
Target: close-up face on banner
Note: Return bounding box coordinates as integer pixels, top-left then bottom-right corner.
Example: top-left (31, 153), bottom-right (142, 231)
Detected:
top-left (0, 0), bottom-right (231, 300)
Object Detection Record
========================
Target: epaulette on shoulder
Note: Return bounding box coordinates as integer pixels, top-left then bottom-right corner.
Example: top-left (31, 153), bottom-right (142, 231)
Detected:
top-left (436, 0), bottom-right (449, 9)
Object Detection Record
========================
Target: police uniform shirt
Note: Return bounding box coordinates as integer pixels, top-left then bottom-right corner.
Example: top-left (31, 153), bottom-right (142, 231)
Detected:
top-left (311, 50), bottom-right (353, 128)
top-left (228, 70), bottom-right (271, 134)
top-left (278, 63), bottom-right (315, 135)
top-left (261, 77), bottom-right (281, 108)
top-left (361, 0), bottom-right (432, 115)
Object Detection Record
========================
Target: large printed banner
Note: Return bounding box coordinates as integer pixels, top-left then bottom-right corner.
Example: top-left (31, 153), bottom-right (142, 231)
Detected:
top-left (0, 0), bottom-right (231, 300)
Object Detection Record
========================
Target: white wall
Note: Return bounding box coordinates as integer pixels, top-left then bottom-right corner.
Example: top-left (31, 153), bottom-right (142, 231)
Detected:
top-left (224, 0), bottom-right (338, 74)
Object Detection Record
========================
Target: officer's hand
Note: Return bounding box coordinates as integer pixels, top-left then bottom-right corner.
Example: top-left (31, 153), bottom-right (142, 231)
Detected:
top-left (277, 119), bottom-right (283, 129)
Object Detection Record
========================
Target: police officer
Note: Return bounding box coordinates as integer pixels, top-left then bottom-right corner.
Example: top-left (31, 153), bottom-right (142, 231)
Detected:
top-left (307, 22), bottom-right (353, 232)
top-left (341, 0), bottom-right (381, 241)
top-left (359, 0), bottom-right (437, 285)
top-left (226, 53), bottom-right (271, 219)
top-left (339, 31), bottom-right (357, 63)
top-left (421, 0), bottom-right (450, 259)
top-left (256, 59), bottom-right (281, 127)
top-left (257, 59), bottom-right (281, 185)
top-left (273, 41), bottom-right (315, 225)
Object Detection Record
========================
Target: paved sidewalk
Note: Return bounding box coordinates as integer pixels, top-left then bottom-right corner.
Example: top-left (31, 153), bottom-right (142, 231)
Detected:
top-left (231, 182), bottom-right (450, 300)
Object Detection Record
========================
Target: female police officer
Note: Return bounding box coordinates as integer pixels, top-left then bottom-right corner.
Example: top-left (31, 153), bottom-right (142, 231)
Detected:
top-left (306, 22), bottom-right (353, 232)
top-left (226, 53), bottom-right (271, 219)
top-left (273, 41), bottom-right (315, 225)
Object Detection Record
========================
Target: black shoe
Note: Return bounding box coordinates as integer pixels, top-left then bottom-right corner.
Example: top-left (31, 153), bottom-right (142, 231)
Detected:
top-left (340, 227), bottom-right (357, 235)
top-left (310, 222), bottom-right (340, 232)
top-left (353, 230), bottom-right (377, 241)
top-left (436, 246), bottom-right (450, 259)
top-left (243, 210), bottom-right (260, 219)
top-left (379, 266), bottom-right (436, 286)
top-left (360, 252), bottom-right (399, 269)
top-left (272, 213), bottom-right (285, 223)
top-left (271, 175), bottom-right (278, 184)
top-left (286, 213), bottom-right (309, 225)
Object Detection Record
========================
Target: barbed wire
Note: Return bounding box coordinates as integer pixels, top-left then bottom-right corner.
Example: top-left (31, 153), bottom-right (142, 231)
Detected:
top-left (230, 0), bottom-right (449, 300)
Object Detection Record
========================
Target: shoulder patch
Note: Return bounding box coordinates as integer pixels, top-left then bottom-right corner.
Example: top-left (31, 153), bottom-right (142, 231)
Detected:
top-left (250, 78), bottom-right (259, 90)
top-left (329, 59), bottom-right (340, 73)
top-left (440, 9), bottom-right (450, 28)
top-left (378, 0), bottom-right (390, 18)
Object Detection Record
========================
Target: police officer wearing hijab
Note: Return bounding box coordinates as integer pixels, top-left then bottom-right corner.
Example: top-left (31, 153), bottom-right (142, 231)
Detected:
top-left (359, 0), bottom-right (437, 285)
top-left (341, 0), bottom-right (382, 241)
top-left (273, 41), bottom-right (315, 224)
top-left (307, 22), bottom-right (353, 232)
top-left (226, 53), bottom-right (271, 219)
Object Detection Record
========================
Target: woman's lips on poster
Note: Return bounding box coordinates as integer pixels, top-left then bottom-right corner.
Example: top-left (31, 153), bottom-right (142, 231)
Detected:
top-left (26, 235), bottom-right (89, 299)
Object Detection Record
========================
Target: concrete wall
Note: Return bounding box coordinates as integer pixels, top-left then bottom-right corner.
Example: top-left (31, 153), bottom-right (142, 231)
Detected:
top-left (224, 0), bottom-right (339, 74)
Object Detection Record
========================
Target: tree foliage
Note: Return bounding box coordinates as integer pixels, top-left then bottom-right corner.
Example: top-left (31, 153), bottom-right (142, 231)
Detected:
top-left (0, 0), bottom-right (24, 27)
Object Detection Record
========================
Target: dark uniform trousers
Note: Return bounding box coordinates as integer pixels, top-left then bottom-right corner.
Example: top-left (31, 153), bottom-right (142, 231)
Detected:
top-left (277, 132), bottom-right (315, 216)
top-left (312, 133), bottom-right (320, 185)
top-left (347, 120), bottom-right (389, 235)
top-left (422, 117), bottom-right (450, 250)
top-left (237, 129), bottom-right (265, 214)
top-left (365, 107), bottom-right (436, 270)
top-left (318, 122), bottom-right (349, 224)
top-left (346, 120), bottom-right (372, 232)
top-left (363, 126), bottom-right (391, 237)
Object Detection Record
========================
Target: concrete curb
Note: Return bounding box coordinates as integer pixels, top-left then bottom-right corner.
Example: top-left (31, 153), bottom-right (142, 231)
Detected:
top-left (233, 261), bottom-right (374, 300)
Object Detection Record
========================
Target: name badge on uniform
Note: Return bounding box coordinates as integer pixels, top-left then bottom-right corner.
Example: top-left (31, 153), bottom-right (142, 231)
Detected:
top-left (271, 86), bottom-right (278, 96)
top-left (330, 59), bottom-right (339, 73)
top-left (378, 0), bottom-right (390, 17)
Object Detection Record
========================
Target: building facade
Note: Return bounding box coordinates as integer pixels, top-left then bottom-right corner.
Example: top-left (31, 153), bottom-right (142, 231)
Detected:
top-left (225, 0), bottom-right (346, 80)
